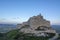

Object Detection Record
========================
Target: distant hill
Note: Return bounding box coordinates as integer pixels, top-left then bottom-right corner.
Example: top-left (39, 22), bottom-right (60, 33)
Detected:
top-left (51, 25), bottom-right (60, 33)
top-left (0, 24), bottom-right (16, 27)
top-left (0, 24), bottom-right (16, 33)
top-left (0, 24), bottom-right (60, 33)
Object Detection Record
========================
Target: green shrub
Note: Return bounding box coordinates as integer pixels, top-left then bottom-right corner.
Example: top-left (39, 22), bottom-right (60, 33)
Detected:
top-left (6, 29), bottom-right (19, 40)
top-left (6, 29), bottom-right (49, 40)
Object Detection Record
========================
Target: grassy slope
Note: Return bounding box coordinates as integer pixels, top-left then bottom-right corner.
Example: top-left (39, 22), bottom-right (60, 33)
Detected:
top-left (6, 29), bottom-right (49, 40)
top-left (0, 29), bottom-right (56, 40)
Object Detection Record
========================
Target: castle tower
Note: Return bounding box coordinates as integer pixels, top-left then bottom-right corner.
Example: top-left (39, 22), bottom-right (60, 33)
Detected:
top-left (37, 13), bottom-right (43, 19)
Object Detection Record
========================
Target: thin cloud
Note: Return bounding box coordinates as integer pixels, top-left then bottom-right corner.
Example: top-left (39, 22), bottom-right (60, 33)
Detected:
top-left (51, 20), bottom-right (60, 25)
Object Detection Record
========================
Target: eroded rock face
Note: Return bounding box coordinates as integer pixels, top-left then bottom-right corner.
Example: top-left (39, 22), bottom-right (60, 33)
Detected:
top-left (17, 14), bottom-right (56, 35)
top-left (17, 14), bottom-right (50, 29)
top-left (27, 14), bottom-right (50, 29)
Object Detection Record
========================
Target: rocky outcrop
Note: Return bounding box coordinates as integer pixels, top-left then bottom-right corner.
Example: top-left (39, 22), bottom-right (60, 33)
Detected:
top-left (27, 14), bottom-right (50, 29)
top-left (17, 14), bottom-right (56, 36)
top-left (17, 14), bottom-right (50, 29)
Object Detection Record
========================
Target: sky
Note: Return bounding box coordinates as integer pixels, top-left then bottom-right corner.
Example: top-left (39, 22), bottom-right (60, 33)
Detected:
top-left (0, 0), bottom-right (60, 25)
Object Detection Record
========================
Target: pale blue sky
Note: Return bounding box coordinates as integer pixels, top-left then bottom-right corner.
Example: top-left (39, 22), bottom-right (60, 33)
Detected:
top-left (0, 0), bottom-right (60, 25)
